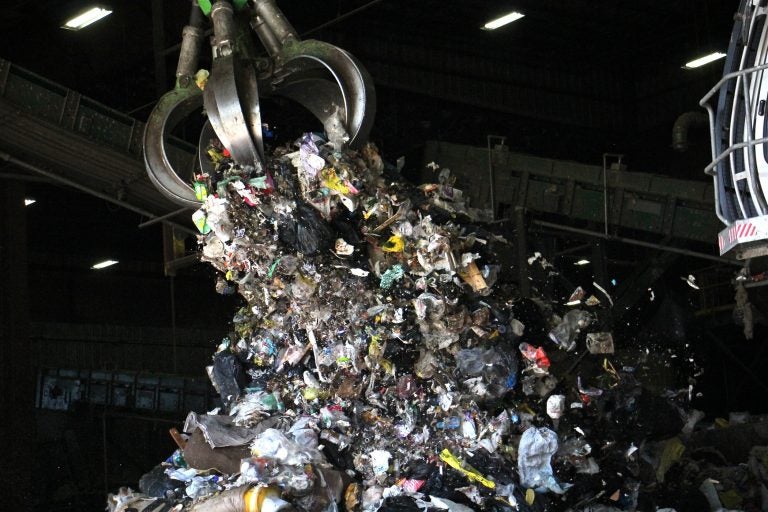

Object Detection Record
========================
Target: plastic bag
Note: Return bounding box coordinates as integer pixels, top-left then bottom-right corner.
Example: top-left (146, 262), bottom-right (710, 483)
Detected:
top-left (277, 201), bottom-right (334, 255)
top-left (138, 464), bottom-right (184, 499)
top-left (585, 332), bottom-right (614, 354)
top-left (211, 351), bottom-right (247, 406)
top-left (548, 309), bottom-right (592, 351)
top-left (517, 427), bottom-right (566, 493)
top-left (249, 428), bottom-right (324, 466)
top-left (456, 347), bottom-right (517, 396)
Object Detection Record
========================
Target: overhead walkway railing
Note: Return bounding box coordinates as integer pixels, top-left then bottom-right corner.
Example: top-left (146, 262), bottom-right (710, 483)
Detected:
top-left (0, 58), bottom-right (195, 167)
top-left (423, 140), bottom-right (721, 244)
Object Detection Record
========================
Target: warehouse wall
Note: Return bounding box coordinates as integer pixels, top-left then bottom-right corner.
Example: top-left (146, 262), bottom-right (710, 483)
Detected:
top-left (25, 258), bottom-right (237, 375)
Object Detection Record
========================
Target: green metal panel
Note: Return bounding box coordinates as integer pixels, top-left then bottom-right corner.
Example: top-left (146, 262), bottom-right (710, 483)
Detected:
top-left (525, 179), bottom-right (561, 213)
top-left (75, 99), bottom-right (133, 152)
top-left (496, 175), bottom-right (519, 204)
top-left (620, 195), bottom-right (663, 233)
top-left (672, 205), bottom-right (721, 243)
top-left (552, 160), bottom-right (600, 182)
top-left (611, 172), bottom-right (650, 190)
top-left (571, 186), bottom-right (604, 222)
top-left (508, 152), bottom-right (553, 174)
top-left (3, 69), bottom-right (66, 123)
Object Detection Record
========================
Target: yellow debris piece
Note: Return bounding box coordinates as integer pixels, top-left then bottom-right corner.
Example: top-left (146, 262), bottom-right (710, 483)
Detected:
top-left (321, 168), bottom-right (350, 195)
top-left (382, 234), bottom-right (405, 253)
top-left (525, 488), bottom-right (535, 505)
top-left (656, 437), bottom-right (685, 483)
top-left (439, 449), bottom-right (496, 489)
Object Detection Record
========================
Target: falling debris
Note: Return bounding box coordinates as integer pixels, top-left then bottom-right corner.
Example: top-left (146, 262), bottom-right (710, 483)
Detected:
top-left (682, 274), bottom-right (700, 290)
top-left (107, 133), bottom-right (762, 512)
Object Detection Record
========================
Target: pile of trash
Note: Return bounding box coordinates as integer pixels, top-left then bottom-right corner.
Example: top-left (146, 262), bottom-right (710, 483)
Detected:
top-left (108, 134), bottom-right (768, 512)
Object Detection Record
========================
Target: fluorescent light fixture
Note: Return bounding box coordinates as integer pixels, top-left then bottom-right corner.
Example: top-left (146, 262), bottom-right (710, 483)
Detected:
top-left (565, 300), bottom-right (581, 306)
top-left (24, 198), bottom-right (36, 206)
top-left (574, 259), bottom-right (590, 266)
top-left (62, 7), bottom-right (112, 30)
top-left (483, 11), bottom-right (525, 30)
top-left (91, 259), bottom-right (119, 269)
top-left (683, 51), bottom-right (726, 69)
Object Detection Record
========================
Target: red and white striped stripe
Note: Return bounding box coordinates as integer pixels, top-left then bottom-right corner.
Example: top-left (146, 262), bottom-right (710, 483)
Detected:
top-left (729, 222), bottom-right (758, 242)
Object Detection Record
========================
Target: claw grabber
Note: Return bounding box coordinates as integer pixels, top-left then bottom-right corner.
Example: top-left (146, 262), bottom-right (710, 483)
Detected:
top-left (144, 0), bottom-right (376, 208)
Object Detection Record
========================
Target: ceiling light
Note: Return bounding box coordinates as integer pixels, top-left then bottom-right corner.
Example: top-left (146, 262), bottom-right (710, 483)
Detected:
top-left (91, 259), bottom-right (119, 269)
top-left (482, 11), bottom-right (525, 30)
top-left (574, 259), bottom-right (590, 266)
top-left (565, 300), bottom-right (581, 306)
top-left (24, 198), bottom-right (36, 206)
top-left (62, 7), bottom-right (112, 30)
top-left (683, 52), bottom-right (726, 69)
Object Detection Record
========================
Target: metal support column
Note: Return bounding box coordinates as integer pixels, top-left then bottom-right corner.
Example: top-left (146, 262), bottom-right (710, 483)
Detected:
top-left (515, 206), bottom-right (530, 297)
top-left (0, 180), bottom-right (33, 507)
top-left (487, 135), bottom-right (506, 221)
top-left (591, 238), bottom-right (609, 291)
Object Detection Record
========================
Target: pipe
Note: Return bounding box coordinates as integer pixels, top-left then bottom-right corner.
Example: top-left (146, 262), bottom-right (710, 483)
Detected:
top-left (171, 276), bottom-right (178, 374)
top-left (0, 151), bottom-right (198, 236)
top-left (515, 206), bottom-right (530, 297)
top-left (672, 111), bottom-right (708, 152)
top-left (210, 1), bottom-right (238, 53)
top-left (487, 135), bottom-right (506, 221)
top-left (0, 172), bottom-right (52, 183)
top-left (602, 153), bottom-right (623, 236)
top-left (251, 15), bottom-right (282, 57)
top-left (138, 207), bottom-right (190, 228)
top-left (530, 219), bottom-right (740, 266)
top-left (252, 0), bottom-right (298, 45)
top-left (488, 137), bottom-right (495, 221)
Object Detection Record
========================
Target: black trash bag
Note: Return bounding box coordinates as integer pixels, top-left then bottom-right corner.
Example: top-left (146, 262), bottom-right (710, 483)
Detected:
top-left (406, 462), bottom-right (437, 480)
top-left (484, 505), bottom-right (518, 512)
top-left (212, 351), bottom-right (247, 406)
top-left (465, 449), bottom-right (516, 486)
top-left (320, 438), bottom-right (356, 474)
top-left (384, 338), bottom-right (420, 371)
top-left (331, 209), bottom-right (363, 246)
top-left (378, 496), bottom-right (423, 511)
top-left (277, 201), bottom-right (334, 255)
top-left (269, 160), bottom-right (299, 199)
top-left (420, 464), bottom-right (478, 506)
top-left (138, 464), bottom-right (184, 499)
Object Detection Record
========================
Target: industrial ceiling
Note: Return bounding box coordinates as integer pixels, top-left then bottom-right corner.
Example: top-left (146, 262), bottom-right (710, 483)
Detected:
top-left (1, 0), bottom-right (736, 173)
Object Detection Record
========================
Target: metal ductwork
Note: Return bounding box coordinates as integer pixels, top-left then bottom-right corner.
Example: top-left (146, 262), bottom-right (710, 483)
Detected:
top-left (672, 111), bottom-right (708, 151)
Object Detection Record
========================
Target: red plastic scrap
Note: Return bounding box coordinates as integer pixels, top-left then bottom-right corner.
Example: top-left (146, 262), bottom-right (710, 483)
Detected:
top-left (397, 478), bottom-right (426, 493)
top-left (519, 342), bottom-right (550, 370)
